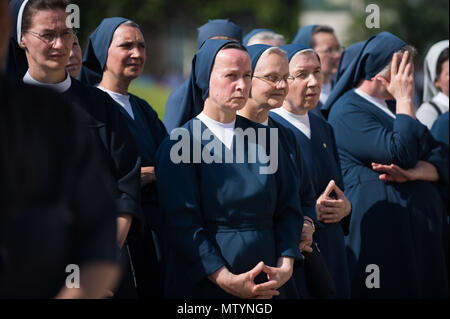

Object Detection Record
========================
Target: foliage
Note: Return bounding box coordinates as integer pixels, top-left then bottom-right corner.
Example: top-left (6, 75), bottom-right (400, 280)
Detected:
top-left (347, 0), bottom-right (449, 60)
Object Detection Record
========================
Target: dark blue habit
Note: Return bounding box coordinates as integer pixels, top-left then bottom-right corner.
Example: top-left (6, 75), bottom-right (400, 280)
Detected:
top-left (292, 25), bottom-right (317, 47)
top-left (336, 41), bottom-right (365, 81)
top-left (431, 111), bottom-right (450, 208)
top-left (431, 112), bottom-right (449, 148)
top-left (287, 36), bottom-right (325, 119)
top-left (5, 0), bottom-right (30, 84)
top-left (325, 32), bottom-right (449, 298)
top-left (0, 75), bottom-right (119, 298)
top-left (80, 17), bottom-right (169, 298)
top-left (163, 20), bottom-right (243, 133)
top-left (6, 2), bottom-right (143, 298)
top-left (243, 28), bottom-right (273, 45)
top-left (246, 44), bottom-right (316, 220)
top-left (266, 43), bottom-right (351, 298)
top-left (155, 40), bottom-right (303, 299)
top-left (6, 1), bottom-right (142, 223)
top-left (61, 81), bottom-right (142, 221)
top-left (78, 17), bottom-right (128, 86)
top-left (196, 19), bottom-right (243, 49)
top-left (79, 17), bottom-right (168, 168)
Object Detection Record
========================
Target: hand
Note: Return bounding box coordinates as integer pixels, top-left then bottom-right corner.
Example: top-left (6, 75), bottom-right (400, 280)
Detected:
top-left (117, 214), bottom-right (133, 248)
top-left (372, 161), bottom-right (439, 183)
top-left (371, 162), bottom-right (411, 183)
top-left (299, 219), bottom-right (314, 254)
top-left (141, 166), bottom-right (156, 186)
top-left (209, 263), bottom-right (280, 299)
top-left (378, 51), bottom-right (415, 103)
top-left (316, 180), bottom-right (351, 224)
top-left (252, 257), bottom-right (294, 299)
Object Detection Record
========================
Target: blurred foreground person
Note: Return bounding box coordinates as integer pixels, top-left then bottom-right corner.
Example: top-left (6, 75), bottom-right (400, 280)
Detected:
top-left (0, 0), bottom-right (120, 298)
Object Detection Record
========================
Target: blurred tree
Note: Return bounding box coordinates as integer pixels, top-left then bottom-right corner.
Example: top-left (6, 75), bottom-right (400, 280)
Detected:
top-left (74, 0), bottom-right (302, 77)
top-left (181, 0), bottom-right (301, 41)
top-left (347, 0), bottom-right (449, 60)
top-left (75, 0), bottom-right (301, 46)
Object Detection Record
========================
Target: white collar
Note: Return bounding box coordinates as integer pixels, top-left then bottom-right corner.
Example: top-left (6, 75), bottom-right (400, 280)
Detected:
top-left (196, 112), bottom-right (235, 149)
top-left (271, 107), bottom-right (311, 139)
top-left (433, 91), bottom-right (449, 108)
top-left (97, 86), bottom-right (130, 100)
top-left (197, 112), bottom-right (236, 128)
top-left (23, 70), bottom-right (72, 93)
top-left (354, 88), bottom-right (396, 119)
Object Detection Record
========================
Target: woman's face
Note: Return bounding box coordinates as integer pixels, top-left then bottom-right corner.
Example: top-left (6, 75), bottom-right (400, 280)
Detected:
top-left (250, 51), bottom-right (289, 110)
top-left (104, 24), bottom-right (146, 82)
top-left (67, 35), bottom-right (82, 78)
top-left (20, 9), bottom-right (73, 73)
top-left (207, 48), bottom-right (252, 113)
top-left (435, 59), bottom-right (449, 97)
top-left (285, 51), bottom-right (322, 112)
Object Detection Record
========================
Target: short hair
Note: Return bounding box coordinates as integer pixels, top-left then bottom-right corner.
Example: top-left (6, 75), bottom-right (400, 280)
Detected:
top-left (121, 20), bottom-right (141, 30)
top-left (310, 25), bottom-right (335, 48)
top-left (378, 45), bottom-right (418, 77)
top-left (436, 47), bottom-right (449, 80)
top-left (247, 31), bottom-right (286, 46)
top-left (22, 0), bottom-right (70, 34)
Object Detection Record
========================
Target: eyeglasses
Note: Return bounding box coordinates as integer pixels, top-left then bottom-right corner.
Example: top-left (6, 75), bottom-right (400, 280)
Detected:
top-left (26, 29), bottom-right (74, 45)
top-left (315, 46), bottom-right (345, 55)
top-left (253, 75), bottom-right (289, 86)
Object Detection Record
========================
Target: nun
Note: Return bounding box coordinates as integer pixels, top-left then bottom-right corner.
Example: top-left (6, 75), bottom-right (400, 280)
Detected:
top-left (323, 32), bottom-right (449, 298)
top-left (292, 25), bottom-right (342, 119)
top-left (6, 0), bottom-right (142, 295)
top-left (336, 41), bottom-right (366, 81)
top-left (432, 112), bottom-right (449, 148)
top-left (416, 41), bottom-right (449, 129)
top-left (0, 0), bottom-right (120, 298)
top-left (270, 43), bottom-right (352, 298)
top-left (240, 43), bottom-right (329, 299)
top-left (155, 39), bottom-right (304, 299)
top-left (79, 17), bottom-right (168, 298)
top-left (162, 19), bottom-right (243, 133)
top-left (243, 29), bottom-right (286, 46)
top-left (0, 77), bottom-right (121, 298)
top-left (240, 44), bottom-right (316, 250)
top-left (66, 33), bottom-right (81, 78)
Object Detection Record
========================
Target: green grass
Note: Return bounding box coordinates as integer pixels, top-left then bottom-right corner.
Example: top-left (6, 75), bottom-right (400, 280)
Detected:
top-left (128, 82), bottom-right (172, 120)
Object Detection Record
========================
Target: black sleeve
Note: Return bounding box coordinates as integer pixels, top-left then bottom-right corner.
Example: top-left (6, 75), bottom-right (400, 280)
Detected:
top-left (104, 95), bottom-right (142, 223)
top-left (70, 107), bottom-right (120, 265)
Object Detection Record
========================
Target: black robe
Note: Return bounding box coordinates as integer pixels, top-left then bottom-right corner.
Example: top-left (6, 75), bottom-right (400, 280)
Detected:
top-left (0, 76), bottom-right (118, 298)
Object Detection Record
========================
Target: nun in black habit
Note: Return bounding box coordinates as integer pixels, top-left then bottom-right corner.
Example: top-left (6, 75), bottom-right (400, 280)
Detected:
top-left (5, 0), bottom-right (142, 297)
top-left (80, 17), bottom-right (168, 298)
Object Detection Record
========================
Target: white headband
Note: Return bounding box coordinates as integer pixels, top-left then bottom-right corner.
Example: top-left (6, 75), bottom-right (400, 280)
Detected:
top-left (17, 0), bottom-right (30, 45)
